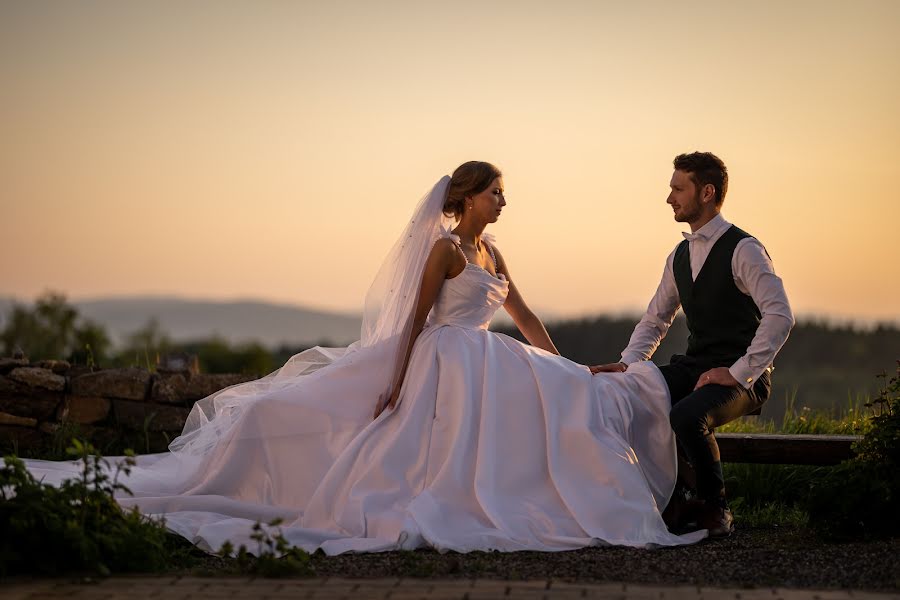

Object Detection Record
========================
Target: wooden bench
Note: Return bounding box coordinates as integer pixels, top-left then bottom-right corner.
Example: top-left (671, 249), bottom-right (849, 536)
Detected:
top-left (716, 433), bottom-right (860, 465)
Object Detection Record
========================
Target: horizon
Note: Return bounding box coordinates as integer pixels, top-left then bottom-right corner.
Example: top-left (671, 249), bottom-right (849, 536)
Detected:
top-left (1, 291), bottom-right (897, 332)
top-left (2, 1), bottom-right (899, 324)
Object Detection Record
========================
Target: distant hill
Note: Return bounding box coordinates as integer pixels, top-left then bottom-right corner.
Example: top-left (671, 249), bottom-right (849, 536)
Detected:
top-left (0, 295), bottom-right (362, 348)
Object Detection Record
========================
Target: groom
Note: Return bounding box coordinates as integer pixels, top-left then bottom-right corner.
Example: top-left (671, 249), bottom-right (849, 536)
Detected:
top-left (591, 151), bottom-right (794, 537)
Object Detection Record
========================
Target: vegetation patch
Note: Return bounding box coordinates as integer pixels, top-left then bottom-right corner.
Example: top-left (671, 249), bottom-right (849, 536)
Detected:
top-left (0, 440), bottom-right (172, 576)
top-left (807, 362), bottom-right (900, 540)
top-left (0, 439), bottom-right (311, 578)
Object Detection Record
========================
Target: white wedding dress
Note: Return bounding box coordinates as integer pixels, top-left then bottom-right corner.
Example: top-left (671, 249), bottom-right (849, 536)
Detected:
top-left (25, 176), bottom-right (706, 553)
top-left (24, 248), bottom-right (705, 554)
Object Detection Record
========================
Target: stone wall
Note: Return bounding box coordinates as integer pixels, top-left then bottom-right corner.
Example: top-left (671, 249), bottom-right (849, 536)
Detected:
top-left (0, 357), bottom-right (258, 454)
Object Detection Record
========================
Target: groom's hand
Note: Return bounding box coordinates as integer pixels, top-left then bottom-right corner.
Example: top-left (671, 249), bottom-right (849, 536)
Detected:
top-left (694, 367), bottom-right (739, 390)
top-left (589, 362), bottom-right (628, 374)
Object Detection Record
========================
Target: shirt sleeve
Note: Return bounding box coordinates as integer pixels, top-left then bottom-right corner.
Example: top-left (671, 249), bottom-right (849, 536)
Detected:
top-left (621, 249), bottom-right (681, 364)
top-left (729, 238), bottom-right (795, 388)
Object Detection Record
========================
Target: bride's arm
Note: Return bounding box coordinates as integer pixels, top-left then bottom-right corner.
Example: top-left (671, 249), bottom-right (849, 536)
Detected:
top-left (492, 246), bottom-right (560, 355)
top-left (377, 238), bottom-right (461, 416)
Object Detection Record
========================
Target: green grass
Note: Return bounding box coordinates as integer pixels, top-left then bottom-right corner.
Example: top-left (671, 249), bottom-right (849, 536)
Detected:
top-left (718, 389), bottom-right (870, 434)
top-left (731, 499), bottom-right (810, 529)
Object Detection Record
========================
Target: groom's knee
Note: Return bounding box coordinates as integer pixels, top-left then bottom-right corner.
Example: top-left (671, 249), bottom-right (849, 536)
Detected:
top-left (669, 399), bottom-right (704, 439)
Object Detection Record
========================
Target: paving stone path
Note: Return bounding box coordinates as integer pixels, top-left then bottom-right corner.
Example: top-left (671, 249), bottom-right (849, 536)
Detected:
top-left (2, 577), bottom-right (897, 600)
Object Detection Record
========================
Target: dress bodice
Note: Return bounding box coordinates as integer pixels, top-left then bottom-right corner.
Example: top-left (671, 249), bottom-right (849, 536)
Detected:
top-left (427, 237), bottom-right (509, 331)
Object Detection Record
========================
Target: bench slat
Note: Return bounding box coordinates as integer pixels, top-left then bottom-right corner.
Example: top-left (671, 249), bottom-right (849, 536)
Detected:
top-left (716, 433), bottom-right (859, 465)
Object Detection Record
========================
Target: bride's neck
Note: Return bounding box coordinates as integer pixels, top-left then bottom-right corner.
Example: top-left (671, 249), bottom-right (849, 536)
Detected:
top-left (452, 221), bottom-right (487, 247)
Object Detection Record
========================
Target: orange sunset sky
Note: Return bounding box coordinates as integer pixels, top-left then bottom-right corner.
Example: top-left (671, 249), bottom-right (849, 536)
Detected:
top-left (2, 0), bottom-right (899, 323)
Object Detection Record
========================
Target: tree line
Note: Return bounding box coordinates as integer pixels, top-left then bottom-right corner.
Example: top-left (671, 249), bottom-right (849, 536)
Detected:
top-left (0, 292), bottom-right (281, 375)
top-left (494, 315), bottom-right (900, 416)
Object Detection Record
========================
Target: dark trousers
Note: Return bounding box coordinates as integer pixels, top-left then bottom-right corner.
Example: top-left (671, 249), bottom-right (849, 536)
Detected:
top-left (659, 355), bottom-right (771, 505)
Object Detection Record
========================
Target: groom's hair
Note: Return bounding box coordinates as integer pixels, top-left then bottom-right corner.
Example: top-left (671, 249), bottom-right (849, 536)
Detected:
top-left (673, 152), bottom-right (728, 207)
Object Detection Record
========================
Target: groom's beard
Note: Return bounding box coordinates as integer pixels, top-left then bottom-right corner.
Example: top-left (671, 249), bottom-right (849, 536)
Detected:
top-left (675, 190), bottom-right (704, 223)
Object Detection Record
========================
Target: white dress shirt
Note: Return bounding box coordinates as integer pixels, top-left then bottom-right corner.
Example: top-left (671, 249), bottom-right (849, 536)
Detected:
top-left (620, 213), bottom-right (795, 388)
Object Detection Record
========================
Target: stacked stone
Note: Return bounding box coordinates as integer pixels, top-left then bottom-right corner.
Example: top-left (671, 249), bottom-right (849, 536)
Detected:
top-left (0, 357), bottom-right (257, 453)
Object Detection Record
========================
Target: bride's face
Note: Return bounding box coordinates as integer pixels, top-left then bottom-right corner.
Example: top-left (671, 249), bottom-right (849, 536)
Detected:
top-left (468, 177), bottom-right (506, 223)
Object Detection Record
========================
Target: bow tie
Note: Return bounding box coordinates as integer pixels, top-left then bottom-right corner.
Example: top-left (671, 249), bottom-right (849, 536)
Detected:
top-left (682, 231), bottom-right (707, 242)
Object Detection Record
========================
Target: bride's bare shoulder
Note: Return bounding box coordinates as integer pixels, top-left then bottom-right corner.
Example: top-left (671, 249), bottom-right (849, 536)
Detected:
top-left (430, 237), bottom-right (466, 276)
top-left (432, 237), bottom-right (457, 252)
top-left (430, 237), bottom-right (459, 259)
top-left (429, 237), bottom-right (463, 262)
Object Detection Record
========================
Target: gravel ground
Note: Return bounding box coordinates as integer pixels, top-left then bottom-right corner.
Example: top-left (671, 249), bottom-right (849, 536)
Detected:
top-left (302, 527), bottom-right (900, 592)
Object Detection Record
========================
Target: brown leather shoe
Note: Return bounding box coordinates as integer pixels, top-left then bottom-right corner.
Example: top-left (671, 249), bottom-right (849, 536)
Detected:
top-left (696, 504), bottom-right (734, 538)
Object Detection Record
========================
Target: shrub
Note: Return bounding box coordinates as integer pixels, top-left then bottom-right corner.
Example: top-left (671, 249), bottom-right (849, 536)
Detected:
top-left (0, 439), bottom-right (313, 577)
top-left (807, 361), bottom-right (900, 539)
top-left (0, 440), bottom-right (171, 576)
top-left (219, 519), bottom-right (314, 578)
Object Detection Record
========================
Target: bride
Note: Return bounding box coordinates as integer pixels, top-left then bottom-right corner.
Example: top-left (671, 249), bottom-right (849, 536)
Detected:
top-left (25, 161), bottom-right (706, 554)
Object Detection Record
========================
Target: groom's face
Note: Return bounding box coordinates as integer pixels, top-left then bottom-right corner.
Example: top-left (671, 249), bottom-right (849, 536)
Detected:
top-left (667, 170), bottom-right (702, 224)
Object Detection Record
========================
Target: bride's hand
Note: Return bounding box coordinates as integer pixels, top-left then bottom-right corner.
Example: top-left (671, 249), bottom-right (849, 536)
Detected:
top-left (589, 362), bottom-right (628, 374)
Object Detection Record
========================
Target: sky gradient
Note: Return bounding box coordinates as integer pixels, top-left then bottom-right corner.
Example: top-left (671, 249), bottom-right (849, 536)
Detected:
top-left (2, 0), bottom-right (899, 323)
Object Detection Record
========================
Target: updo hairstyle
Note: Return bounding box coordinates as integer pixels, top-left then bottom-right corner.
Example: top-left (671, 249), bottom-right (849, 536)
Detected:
top-left (443, 161), bottom-right (502, 220)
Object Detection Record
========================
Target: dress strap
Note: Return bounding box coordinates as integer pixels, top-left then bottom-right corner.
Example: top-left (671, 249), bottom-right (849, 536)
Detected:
top-left (485, 241), bottom-right (498, 272)
top-left (446, 235), bottom-right (468, 264)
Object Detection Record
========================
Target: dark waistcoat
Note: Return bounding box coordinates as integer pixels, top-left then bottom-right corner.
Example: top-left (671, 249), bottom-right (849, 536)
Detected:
top-left (673, 225), bottom-right (761, 369)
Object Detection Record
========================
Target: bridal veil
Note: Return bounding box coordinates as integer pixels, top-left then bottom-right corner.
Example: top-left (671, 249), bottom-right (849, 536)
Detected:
top-left (170, 176), bottom-right (454, 455)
